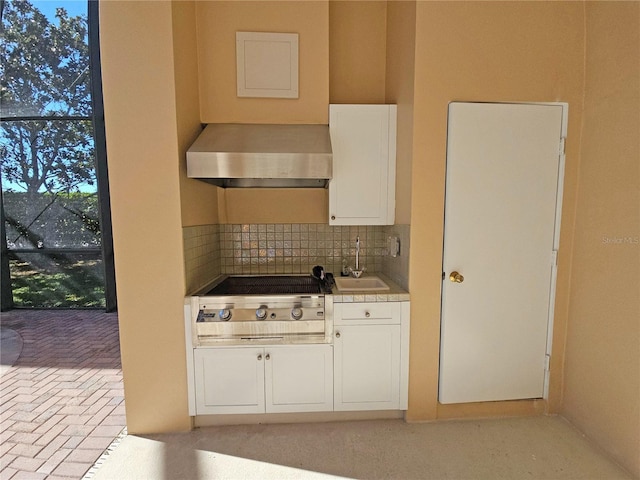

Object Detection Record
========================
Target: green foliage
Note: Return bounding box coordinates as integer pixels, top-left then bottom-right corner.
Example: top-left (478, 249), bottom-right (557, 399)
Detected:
top-left (1, 0), bottom-right (91, 116)
top-left (4, 191), bottom-right (100, 248)
top-left (1, 1), bottom-right (106, 309)
top-left (9, 253), bottom-right (105, 308)
top-left (1, 0), bottom-right (95, 195)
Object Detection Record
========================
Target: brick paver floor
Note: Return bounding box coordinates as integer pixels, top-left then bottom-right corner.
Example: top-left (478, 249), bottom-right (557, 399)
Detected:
top-left (0, 310), bottom-right (125, 480)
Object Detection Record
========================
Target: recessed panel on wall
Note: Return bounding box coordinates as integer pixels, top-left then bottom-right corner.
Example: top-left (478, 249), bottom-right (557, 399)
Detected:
top-left (236, 32), bottom-right (299, 98)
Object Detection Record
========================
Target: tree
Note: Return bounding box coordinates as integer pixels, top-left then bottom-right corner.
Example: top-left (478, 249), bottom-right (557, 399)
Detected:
top-left (0, 1), bottom-right (111, 309)
top-left (0, 0), bottom-right (95, 199)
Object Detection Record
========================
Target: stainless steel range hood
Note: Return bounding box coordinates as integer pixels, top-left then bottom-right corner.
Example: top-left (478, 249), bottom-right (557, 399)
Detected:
top-left (186, 124), bottom-right (332, 188)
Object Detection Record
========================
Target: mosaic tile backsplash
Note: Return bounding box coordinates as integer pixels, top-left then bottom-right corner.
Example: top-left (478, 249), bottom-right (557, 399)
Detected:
top-left (183, 225), bottom-right (221, 294)
top-left (183, 223), bottom-right (410, 293)
top-left (382, 224), bottom-right (410, 291)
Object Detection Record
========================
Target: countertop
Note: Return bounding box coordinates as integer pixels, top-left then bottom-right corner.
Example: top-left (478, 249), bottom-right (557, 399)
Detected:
top-left (189, 273), bottom-right (410, 302)
top-left (330, 272), bottom-right (410, 303)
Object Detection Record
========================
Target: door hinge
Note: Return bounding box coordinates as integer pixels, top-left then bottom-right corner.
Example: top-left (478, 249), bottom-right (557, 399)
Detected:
top-left (544, 354), bottom-right (551, 372)
top-left (559, 137), bottom-right (566, 156)
top-left (551, 250), bottom-right (558, 266)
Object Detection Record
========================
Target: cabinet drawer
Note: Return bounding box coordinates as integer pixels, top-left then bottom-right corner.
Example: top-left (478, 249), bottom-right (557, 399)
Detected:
top-left (335, 302), bottom-right (400, 324)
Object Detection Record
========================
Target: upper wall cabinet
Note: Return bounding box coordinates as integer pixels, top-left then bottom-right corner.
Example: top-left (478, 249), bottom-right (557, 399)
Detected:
top-left (329, 105), bottom-right (397, 225)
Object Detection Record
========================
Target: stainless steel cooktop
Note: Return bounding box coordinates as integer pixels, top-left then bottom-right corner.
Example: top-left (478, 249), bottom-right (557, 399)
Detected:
top-left (202, 275), bottom-right (327, 296)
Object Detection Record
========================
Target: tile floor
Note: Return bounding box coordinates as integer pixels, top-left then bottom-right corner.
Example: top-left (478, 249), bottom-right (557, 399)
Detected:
top-left (0, 309), bottom-right (125, 480)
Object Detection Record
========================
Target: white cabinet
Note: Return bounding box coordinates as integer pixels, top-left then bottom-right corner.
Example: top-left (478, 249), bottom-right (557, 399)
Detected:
top-left (333, 302), bottom-right (410, 411)
top-left (334, 324), bottom-right (401, 410)
top-left (193, 345), bottom-right (333, 415)
top-left (265, 345), bottom-right (333, 413)
top-left (329, 104), bottom-right (397, 225)
top-left (194, 347), bottom-right (264, 414)
top-left (188, 302), bottom-right (410, 417)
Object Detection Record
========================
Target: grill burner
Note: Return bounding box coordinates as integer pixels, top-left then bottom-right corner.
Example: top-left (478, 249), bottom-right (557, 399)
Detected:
top-left (204, 275), bottom-right (325, 295)
top-left (191, 275), bottom-right (333, 345)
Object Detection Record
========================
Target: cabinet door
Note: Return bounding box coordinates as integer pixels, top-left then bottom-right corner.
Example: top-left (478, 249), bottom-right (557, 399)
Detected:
top-left (194, 348), bottom-right (265, 415)
top-left (265, 345), bottom-right (333, 413)
top-left (329, 104), bottom-right (397, 225)
top-left (334, 324), bottom-right (401, 410)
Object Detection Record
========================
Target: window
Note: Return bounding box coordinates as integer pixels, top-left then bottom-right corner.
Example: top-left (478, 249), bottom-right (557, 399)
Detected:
top-left (1, 0), bottom-right (115, 310)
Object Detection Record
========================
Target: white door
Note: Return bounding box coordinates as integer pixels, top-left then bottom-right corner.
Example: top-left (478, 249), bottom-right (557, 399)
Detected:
top-left (439, 102), bottom-right (566, 404)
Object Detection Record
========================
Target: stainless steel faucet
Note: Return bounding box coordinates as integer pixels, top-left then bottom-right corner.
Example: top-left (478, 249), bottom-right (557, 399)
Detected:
top-left (350, 236), bottom-right (366, 278)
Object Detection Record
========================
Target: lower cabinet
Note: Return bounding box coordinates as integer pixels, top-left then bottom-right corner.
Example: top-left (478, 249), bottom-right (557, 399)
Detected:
top-left (334, 324), bottom-right (401, 410)
top-left (193, 344), bottom-right (333, 415)
top-left (333, 302), bottom-right (410, 411)
top-left (190, 301), bottom-right (410, 416)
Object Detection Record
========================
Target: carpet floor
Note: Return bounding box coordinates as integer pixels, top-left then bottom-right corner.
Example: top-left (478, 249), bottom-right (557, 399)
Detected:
top-left (91, 415), bottom-right (633, 480)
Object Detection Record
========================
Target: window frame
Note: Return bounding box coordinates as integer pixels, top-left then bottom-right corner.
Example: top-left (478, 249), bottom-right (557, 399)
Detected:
top-left (0, 0), bottom-right (116, 311)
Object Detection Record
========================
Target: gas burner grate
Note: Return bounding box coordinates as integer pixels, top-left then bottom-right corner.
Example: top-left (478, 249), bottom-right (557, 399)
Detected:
top-left (205, 276), bottom-right (323, 296)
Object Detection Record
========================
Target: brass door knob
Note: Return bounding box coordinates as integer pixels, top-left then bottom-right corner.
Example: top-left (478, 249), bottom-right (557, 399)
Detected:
top-left (449, 271), bottom-right (464, 283)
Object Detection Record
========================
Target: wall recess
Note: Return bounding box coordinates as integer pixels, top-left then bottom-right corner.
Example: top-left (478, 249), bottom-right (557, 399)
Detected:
top-left (236, 32), bottom-right (299, 99)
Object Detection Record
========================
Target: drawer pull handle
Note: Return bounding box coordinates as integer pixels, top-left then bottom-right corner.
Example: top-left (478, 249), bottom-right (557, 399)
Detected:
top-left (365, 312), bottom-right (371, 318)
top-left (336, 331), bottom-right (341, 338)
top-left (257, 354), bottom-right (262, 361)
top-left (265, 354), bottom-right (271, 360)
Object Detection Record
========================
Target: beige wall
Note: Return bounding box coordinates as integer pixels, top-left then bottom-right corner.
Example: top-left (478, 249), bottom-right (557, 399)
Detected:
top-left (384, 0), bottom-right (415, 225)
top-left (562, 3), bottom-right (640, 477)
top-left (221, 190), bottom-right (327, 224)
top-left (329, 1), bottom-right (387, 104)
top-left (100, 6), bottom-right (639, 471)
top-left (191, 0), bottom-right (406, 225)
top-left (405, 1), bottom-right (585, 420)
top-left (329, 0), bottom-right (414, 223)
top-left (196, 1), bottom-right (331, 223)
top-left (100, 1), bottom-right (191, 433)
top-left (196, 0), bottom-right (329, 124)
top-left (173, 2), bottom-right (220, 228)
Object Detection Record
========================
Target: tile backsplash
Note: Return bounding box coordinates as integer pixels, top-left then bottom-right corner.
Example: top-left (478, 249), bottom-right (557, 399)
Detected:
top-left (183, 224), bottom-right (221, 294)
top-left (183, 223), bottom-right (410, 293)
top-left (382, 224), bottom-right (410, 291)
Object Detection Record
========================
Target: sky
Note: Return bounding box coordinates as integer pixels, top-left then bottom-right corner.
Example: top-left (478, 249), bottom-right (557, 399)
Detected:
top-left (1, 0), bottom-right (95, 195)
top-left (32, 0), bottom-right (87, 21)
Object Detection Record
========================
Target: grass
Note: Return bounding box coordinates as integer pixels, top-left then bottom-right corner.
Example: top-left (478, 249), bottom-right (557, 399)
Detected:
top-left (9, 256), bottom-right (106, 308)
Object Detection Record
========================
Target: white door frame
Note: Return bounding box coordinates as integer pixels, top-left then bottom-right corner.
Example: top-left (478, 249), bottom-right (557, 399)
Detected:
top-left (537, 102), bottom-right (568, 399)
top-left (440, 101), bottom-right (568, 402)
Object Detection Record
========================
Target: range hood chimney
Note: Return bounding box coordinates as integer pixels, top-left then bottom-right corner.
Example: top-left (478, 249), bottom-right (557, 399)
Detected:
top-left (187, 124), bottom-right (332, 188)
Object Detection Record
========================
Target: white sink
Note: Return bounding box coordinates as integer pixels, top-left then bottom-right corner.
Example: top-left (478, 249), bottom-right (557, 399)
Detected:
top-left (334, 276), bottom-right (390, 291)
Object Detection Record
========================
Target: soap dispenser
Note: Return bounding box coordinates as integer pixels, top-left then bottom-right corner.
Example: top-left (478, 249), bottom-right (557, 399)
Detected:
top-left (341, 258), bottom-right (350, 277)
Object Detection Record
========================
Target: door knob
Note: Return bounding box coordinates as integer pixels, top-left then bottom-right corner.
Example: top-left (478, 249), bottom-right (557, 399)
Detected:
top-left (449, 271), bottom-right (464, 283)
